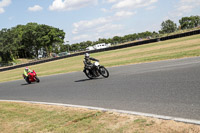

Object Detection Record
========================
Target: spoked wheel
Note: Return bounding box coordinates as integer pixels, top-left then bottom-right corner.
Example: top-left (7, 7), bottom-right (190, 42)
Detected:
top-left (99, 66), bottom-right (109, 78)
top-left (35, 76), bottom-right (40, 83)
top-left (84, 69), bottom-right (94, 79)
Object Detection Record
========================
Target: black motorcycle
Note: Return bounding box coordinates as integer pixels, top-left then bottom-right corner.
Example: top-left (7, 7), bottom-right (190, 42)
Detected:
top-left (83, 61), bottom-right (109, 79)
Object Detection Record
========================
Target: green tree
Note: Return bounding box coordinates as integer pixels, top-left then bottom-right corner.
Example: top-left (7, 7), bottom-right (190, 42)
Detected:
top-left (179, 15), bottom-right (200, 29)
top-left (160, 19), bottom-right (177, 34)
top-left (0, 28), bottom-right (16, 62)
top-left (21, 23), bottom-right (65, 57)
top-left (112, 36), bottom-right (121, 44)
top-left (71, 43), bottom-right (80, 52)
top-left (45, 27), bottom-right (65, 56)
top-left (22, 23), bottom-right (38, 58)
top-left (0, 22), bottom-right (65, 62)
top-left (12, 25), bottom-right (25, 58)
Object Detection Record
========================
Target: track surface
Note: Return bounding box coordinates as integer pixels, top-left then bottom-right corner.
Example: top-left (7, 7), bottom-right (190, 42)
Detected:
top-left (0, 57), bottom-right (200, 120)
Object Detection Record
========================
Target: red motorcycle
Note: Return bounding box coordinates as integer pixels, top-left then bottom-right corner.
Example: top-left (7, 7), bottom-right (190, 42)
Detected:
top-left (23, 70), bottom-right (40, 84)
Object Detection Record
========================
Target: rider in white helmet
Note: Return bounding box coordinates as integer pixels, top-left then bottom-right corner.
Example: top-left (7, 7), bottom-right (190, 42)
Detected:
top-left (23, 67), bottom-right (32, 81)
top-left (84, 53), bottom-right (99, 76)
top-left (84, 53), bottom-right (99, 66)
top-left (24, 67), bottom-right (32, 77)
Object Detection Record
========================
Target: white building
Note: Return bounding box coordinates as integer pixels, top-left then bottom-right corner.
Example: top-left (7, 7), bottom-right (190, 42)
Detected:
top-left (86, 43), bottom-right (111, 51)
top-left (86, 46), bottom-right (95, 51)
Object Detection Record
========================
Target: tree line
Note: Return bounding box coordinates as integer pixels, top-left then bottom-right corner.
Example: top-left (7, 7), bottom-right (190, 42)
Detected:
top-left (66, 31), bottom-right (159, 52)
top-left (0, 15), bottom-right (200, 63)
top-left (160, 15), bottom-right (200, 34)
top-left (0, 23), bottom-right (65, 62)
top-left (64, 15), bottom-right (200, 53)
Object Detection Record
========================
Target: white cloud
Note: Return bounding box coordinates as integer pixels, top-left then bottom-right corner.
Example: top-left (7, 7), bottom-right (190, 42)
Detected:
top-left (71, 16), bottom-right (124, 43)
top-left (0, 8), bottom-right (4, 13)
top-left (168, 0), bottom-right (200, 18)
top-left (111, 0), bottom-right (158, 10)
top-left (72, 24), bottom-right (123, 42)
top-left (28, 5), bottom-right (43, 12)
top-left (114, 11), bottom-right (136, 17)
top-left (0, 0), bottom-right (11, 7)
top-left (70, 0), bottom-right (158, 43)
top-left (103, 0), bottom-right (119, 3)
top-left (72, 9), bottom-right (136, 35)
top-left (95, 23), bottom-right (123, 33)
top-left (49, 0), bottom-right (98, 11)
top-left (72, 17), bottom-right (112, 34)
top-left (0, 0), bottom-right (11, 14)
top-left (101, 8), bottom-right (109, 12)
top-left (176, 0), bottom-right (200, 13)
top-left (73, 34), bottom-right (89, 41)
top-left (49, 0), bottom-right (64, 11)
top-left (146, 5), bottom-right (156, 10)
top-left (177, 5), bottom-right (193, 12)
top-left (179, 0), bottom-right (200, 4)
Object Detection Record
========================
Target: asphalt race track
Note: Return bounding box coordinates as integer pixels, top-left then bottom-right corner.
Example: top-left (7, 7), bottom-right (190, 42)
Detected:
top-left (0, 57), bottom-right (200, 121)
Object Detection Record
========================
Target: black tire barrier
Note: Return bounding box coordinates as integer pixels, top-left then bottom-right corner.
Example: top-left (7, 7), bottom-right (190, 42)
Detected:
top-left (0, 29), bottom-right (200, 72)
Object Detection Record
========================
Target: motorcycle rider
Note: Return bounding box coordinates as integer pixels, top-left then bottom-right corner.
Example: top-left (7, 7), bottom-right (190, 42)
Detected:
top-left (84, 53), bottom-right (99, 76)
top-left (23, 67), bottom-right (32, 82)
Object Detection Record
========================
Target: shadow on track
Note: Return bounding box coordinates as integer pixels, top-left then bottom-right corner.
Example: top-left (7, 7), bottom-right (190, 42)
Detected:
top-left (21, 82), bottom-right (38, 86)
top-left (21, 83), bottom-right (29, 85)
top-left (75, 77), bottom-right (104, 82)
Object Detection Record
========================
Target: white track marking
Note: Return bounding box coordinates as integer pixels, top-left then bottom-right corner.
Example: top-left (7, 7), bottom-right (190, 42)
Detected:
top-left (0, 100), bottom-right (199, 125)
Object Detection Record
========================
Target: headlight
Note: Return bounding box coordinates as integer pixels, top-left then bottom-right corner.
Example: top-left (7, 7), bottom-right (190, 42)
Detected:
top-left (94, 62), bottom-right (99, 66)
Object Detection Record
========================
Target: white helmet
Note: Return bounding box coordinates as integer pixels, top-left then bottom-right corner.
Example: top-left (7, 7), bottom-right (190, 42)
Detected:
top-left (85, 53), bottom-right (89, 58)
top-left (25, 67), bottom-right (29, 71)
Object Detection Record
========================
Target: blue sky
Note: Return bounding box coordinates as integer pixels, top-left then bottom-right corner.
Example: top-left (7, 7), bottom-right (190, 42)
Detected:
top-left (0, 0), bottom-right (200, 44)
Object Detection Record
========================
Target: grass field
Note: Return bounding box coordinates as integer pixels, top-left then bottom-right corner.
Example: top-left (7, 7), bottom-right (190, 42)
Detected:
top-left (0, 34), bottom-right (200, 83)
top-left (0, 101), bottom-right (199, 133)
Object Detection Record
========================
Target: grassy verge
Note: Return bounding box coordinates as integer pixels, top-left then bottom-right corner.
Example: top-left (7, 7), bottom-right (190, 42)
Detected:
top-left (0, 101), bottom-right (199, 133)
top-left (0, 34), bottom-right (200, 83)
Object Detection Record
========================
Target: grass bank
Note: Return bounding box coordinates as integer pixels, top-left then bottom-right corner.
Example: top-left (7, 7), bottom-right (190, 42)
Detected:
top-left (0, 101), bottom-right (199, 133)
top-left (0, 34), bottom-right (200, 82)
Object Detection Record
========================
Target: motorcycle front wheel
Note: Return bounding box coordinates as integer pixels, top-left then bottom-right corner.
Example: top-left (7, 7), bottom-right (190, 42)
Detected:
top-left (84, 69), bottom-right (94, 79)
top-left (99, 66), bottom-right (109, 78)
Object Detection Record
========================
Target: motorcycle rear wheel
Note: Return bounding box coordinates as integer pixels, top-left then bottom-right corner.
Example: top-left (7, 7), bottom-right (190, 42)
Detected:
top-left (99, 66), bottom-right (109, 78)
top-left (35, 76), bottom-right (40, 83)
top-left (25, 77), bottom-right (31, 84)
